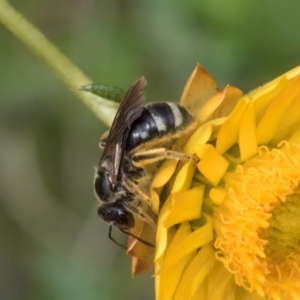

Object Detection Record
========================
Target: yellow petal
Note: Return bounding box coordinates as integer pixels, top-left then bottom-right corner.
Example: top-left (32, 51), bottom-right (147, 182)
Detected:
top-left (172, 161), bottom-right (195, 194)
top-left (164, 185), bottom-right (205, 228)
top-left (155, 196), bottom-right (173, 266)
top-left (247, 65), bottom-right (300, 101)
top-left (151, 159), bottom-right (178, 212)
top-left (284, 65), bottom-right (300, 79)
top-left (156, 222), bottom-right (196, 300)
top-left (209, 187), bottom-right (227, 205)
top-left (239, 102), bottom-right (258, 161)
top-left (180, 63), bottom-right (217, 115)
top-left (195, 144), bottom-right (230, 186)
top-left (191, 278), bottom-right (208, 300)
top-left (131, 255), bottom-right (153, 276)
top-left (174, 245), bottom-right (215, 300)
top-left (185, 118), bottom-right (227, 154)
top-left (196, 84), bottom-right (242, 124)
top-left (159, 216), bottom-right (213, 273)
top-left (251, 77), bottom-right (288, 125)
top-left (257, 75), bottom-right (300, 144)
top-left (216, 98), bottom-right (248, 154)
top-left (150, 190), bottom-right (160, 214)
top-left (184, 123), bottom-right (213, 154)
top-left (196, 86), bottom-right (227, 123)
top-left (214, 85), bottom-right (243, 119)
top-left (155, 228), bottom-right (176, 300)
top-left (271, 93), bottom-right (300, 144)
top-left (128, 218), bottom-right (155, 275)
top-left (152, 159), bottom-right (178, 189)
top-left (206, 261), bottom-right (236, 300)
top-left (289, 128), bottom-right (300, 145)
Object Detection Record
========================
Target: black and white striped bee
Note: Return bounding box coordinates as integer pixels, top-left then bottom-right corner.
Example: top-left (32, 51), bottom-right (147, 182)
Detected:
top-left (94, 77), bottom-right (197, 248)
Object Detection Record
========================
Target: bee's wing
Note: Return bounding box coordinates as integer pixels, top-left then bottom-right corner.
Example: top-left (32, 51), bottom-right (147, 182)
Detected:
top-left (100, 77), bottom-right (147, 187)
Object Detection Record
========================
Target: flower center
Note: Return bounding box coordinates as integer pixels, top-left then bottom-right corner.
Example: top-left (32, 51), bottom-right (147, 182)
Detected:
top-left (263, 191), bottom-right (300, 264)
top-left (213, 142), bottom-right (300, 298)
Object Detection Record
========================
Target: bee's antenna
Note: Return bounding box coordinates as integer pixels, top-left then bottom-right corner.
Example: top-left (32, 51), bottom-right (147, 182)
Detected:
top-left (119, 228), bottom-right (155, 248)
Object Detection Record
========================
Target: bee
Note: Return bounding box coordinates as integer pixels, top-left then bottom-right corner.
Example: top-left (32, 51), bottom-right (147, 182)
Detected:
top-left (94, 77), bottom-right (197, 249)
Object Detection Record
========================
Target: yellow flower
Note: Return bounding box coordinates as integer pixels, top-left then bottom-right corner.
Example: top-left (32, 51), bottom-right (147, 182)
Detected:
top-left (152, 64), bottom-right (300, 300)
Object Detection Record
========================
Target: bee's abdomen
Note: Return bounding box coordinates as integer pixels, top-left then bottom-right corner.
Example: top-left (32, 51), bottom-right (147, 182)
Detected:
top-left (126, 102), bottom-right (193, 151)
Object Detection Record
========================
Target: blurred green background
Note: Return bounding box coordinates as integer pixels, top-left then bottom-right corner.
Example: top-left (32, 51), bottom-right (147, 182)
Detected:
top-left (0, 0), bottom-right (299, 299)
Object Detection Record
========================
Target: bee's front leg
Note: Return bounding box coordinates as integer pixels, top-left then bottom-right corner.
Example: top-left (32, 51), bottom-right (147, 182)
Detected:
top-left (98, 130), bottom-right (110, 148)
top-left (123, 178), bottom-right (154, 208)
top-left (123, 201), bottom-right (157, 231)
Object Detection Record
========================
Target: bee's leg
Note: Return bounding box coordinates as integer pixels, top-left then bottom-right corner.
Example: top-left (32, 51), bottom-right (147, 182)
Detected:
top-left (99, 130), bottom-right (110, 148)
top-left (108, 225), bottom-right (127, 249)
top-left (123, 201), bottom-right (157, 231)
top-left (132, 147), bottom-right (198, 168)
top-left (123, 178), bottom-right (154, 210)
top-left (118, 228), bottom-right (155, 248)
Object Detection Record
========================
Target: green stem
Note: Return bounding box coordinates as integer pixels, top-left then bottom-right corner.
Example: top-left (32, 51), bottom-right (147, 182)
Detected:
top-left (0, 0), bottom-right (117, 126)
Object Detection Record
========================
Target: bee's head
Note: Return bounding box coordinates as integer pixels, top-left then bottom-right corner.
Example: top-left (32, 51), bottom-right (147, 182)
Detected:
top-left (97, 203), bottom-right (135, 229)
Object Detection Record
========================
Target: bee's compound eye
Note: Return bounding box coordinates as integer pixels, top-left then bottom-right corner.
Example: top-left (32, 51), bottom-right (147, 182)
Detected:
top-left (98, 205), bottom-right (135, 229)
top-left (95, 168), bottom-right (111, 201)
top-left (97, 206), bottom-right (107, 219)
